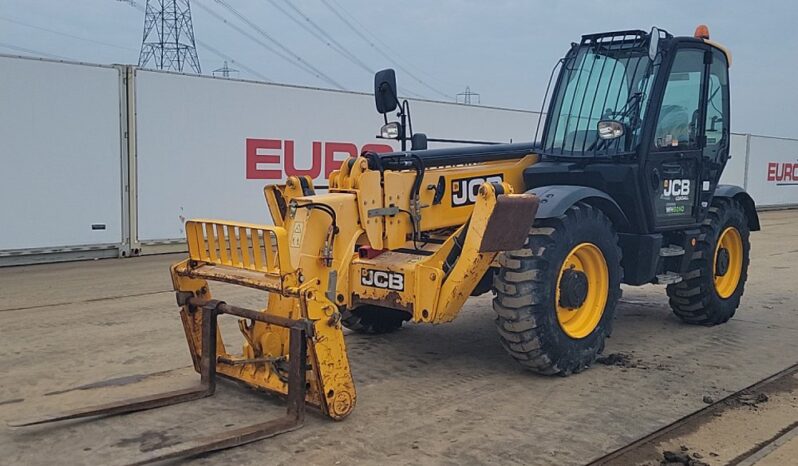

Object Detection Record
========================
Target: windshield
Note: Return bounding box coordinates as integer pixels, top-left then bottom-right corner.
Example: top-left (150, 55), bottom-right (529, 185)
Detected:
top-left (541, 32), bottom-right (661, 157)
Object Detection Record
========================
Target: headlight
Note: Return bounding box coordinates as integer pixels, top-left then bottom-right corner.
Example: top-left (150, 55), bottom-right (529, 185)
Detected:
top-left (380, 122), bottom-right (401, 139)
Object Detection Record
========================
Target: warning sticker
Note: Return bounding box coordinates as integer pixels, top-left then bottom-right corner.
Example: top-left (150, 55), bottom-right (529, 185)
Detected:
top-left (290, 221), bottom-right (304, 248)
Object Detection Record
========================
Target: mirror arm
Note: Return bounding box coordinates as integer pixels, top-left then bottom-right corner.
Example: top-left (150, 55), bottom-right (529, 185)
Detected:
top-left (399, 105), bottom-right (407, 151)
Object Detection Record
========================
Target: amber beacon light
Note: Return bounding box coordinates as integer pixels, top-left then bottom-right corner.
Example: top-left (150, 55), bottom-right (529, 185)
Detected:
top-left (694, 24), bottom-right (710, 39)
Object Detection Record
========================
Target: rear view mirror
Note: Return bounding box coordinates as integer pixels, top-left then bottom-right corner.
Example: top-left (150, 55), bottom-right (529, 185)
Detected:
top-left (648, 27), bottom-right (660, 61)
top-left (374, 69), bottom-right (398, 114)
top-left (597, 120), bottom-right (625, 140)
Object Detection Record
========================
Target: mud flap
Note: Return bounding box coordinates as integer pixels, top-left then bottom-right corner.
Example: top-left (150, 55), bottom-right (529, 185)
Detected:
top-left (479, 192), bottom-right (540, 252)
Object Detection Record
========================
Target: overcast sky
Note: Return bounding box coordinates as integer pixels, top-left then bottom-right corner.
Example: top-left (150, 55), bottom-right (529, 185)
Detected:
top-left (1, 0), bottom-right (796, 137)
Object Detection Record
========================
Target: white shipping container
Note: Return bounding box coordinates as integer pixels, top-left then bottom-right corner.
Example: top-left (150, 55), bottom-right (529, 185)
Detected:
top-left (133, 70), bottom-right (540, 242)
top-left (719, 133), bottom-right (748, 188)
top-left (0, 55), bottom-right (123, 252)
top-left (745, 135), bottom-right (798, 208)
top-left (3, 53), bottom-right (796, 265)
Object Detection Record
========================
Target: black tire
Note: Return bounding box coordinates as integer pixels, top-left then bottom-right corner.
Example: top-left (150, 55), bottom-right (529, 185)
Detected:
top-left (342, 305), bottom-right (409, 334)
top-left (667, 198), bottom-right (750, 325)
top-left (493, 202), bottom-right (623, 376)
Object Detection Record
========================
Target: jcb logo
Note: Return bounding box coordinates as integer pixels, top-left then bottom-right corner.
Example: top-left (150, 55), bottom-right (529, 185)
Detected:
top-left (451, 174), bottom-right (503, 206)
top-left (361, 269), bottom-right (404, 291)
top-left (663, 179), bottom-right (691, 197)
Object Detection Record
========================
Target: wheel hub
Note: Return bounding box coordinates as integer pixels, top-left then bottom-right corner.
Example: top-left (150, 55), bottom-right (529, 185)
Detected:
top-left (713, 226), bottom-right (744, 299)
top-left (715, 247), bottom-right (730, 277)
top-left (556, 242), bottom-right (609, 339)
top-left (558, 268), bottom-right (589, 309)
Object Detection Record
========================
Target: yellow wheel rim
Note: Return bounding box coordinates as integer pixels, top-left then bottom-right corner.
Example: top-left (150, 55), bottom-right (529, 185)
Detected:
top-left (556, 243), bottom-right (609, 339)
top-left (714, 226), bottom-right (743, 299)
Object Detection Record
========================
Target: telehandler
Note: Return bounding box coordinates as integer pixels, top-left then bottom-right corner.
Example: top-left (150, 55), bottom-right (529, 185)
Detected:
top-left (11, 25), bottom-right (759, 463)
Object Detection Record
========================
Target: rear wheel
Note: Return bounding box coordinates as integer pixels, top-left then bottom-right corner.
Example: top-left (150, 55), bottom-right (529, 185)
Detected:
top-left (667, 198), bottom-right (750, 325)
top-left (493, 202), bottom-right (622, 375)
top-left (342, 305), bottom-right (409, 334)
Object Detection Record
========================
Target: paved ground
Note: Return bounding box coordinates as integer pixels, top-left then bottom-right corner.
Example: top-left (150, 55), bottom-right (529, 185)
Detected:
top-left (1, 210), bottom-right (797, 465)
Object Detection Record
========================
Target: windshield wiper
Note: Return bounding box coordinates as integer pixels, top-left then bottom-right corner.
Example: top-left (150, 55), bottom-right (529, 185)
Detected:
top-left (605, 92), bottom-right (643, 124)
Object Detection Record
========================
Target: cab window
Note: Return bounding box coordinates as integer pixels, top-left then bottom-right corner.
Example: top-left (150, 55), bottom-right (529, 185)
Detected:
top-left (654, 49), bottom-right (704, 150)
top-left (704, 50), bottom-right (729, 162)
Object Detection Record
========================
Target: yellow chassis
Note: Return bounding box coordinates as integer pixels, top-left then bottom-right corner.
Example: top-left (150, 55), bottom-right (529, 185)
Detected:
top-left (171, 152), bottom-right (539, 420)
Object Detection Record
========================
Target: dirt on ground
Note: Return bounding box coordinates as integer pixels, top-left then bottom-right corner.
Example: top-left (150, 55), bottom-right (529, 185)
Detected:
top-left (596, 366), bottom-right (798, 466)
top-left (1, 210), bottom-right (798, 465)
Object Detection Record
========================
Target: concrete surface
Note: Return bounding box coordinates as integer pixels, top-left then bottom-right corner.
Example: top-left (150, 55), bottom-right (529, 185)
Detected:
top-left (1, 210), bottom-right (797, 465)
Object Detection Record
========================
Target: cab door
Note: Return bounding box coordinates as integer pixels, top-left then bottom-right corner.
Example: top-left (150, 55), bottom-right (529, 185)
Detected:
top-left (698, 49), bottom-right (731, 221)
top-left (645, 46), bottom-right (708, 230)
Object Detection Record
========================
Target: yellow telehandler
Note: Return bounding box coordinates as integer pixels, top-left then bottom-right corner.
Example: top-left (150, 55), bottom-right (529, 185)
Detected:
top-left (11, 26), bottom-right (759, 464)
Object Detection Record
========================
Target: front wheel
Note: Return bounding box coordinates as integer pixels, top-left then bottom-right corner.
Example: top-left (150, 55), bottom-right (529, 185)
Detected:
top-left (667, 198), bottom-right (751, 325)
top-left (493, 202), bottom-right (622, 376)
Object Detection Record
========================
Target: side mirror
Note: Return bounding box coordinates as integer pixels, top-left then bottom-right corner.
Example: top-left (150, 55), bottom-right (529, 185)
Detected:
top-left (648, 27), bottom-right (660, 61)
top-left (597, 120), bottom-right (625, 140)
top-left (411, 133), bottom-right (428, 150)
top-left (374, 68), bottom-right (398, 114)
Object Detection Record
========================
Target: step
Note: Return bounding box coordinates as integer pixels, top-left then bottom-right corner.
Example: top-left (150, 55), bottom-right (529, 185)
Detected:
top-left (660, 245), bottom-right (685, 257)
top-left (655, 272), bottom-right (683, 285)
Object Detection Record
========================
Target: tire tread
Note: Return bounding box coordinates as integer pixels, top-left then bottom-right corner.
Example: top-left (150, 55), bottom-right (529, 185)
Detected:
top-left (493, 202), bottom-right (622, 376)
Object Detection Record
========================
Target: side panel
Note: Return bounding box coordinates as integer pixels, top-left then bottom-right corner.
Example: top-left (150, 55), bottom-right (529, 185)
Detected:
top-left (0, 56), bottom-right (123, 252)
top-left (648, 158), bottom-right (699, 224)
top-left (133, 70), bottom-right (540, 243)
top-left (745, 135), bottom-right (798, 208)
top-left (524, 168), bottom-right (638, 232)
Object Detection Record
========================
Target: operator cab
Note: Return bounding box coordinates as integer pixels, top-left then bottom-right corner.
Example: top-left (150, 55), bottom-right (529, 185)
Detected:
top-left (527, 26), bottom-right (731, 234)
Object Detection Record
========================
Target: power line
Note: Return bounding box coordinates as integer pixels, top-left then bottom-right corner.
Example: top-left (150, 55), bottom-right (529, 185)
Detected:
top-left (120, 0), bottom-right (420, 96)
top-left (116, 0), bottom-right (271, 82)
top-left (325, 0), bottom-right (456, 92)
top-left (208, 0), bottom-right (345, 90)
top-left (269, 0), bottom-right (372, 75)
top-left (0, 16), bottom-right (138, 52)
top-left (192, 0), bottom-right (329, 86)
top-left (268, 0), bottom-right (425, 99)
top-left (319, 0), bottom-right (454, 100)
top-left (193, 1), bottom-right (302, 73)
top-left (0, 41), bottom-right (75, 61)
top-left (198, 39), bottom-right (272, 81)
